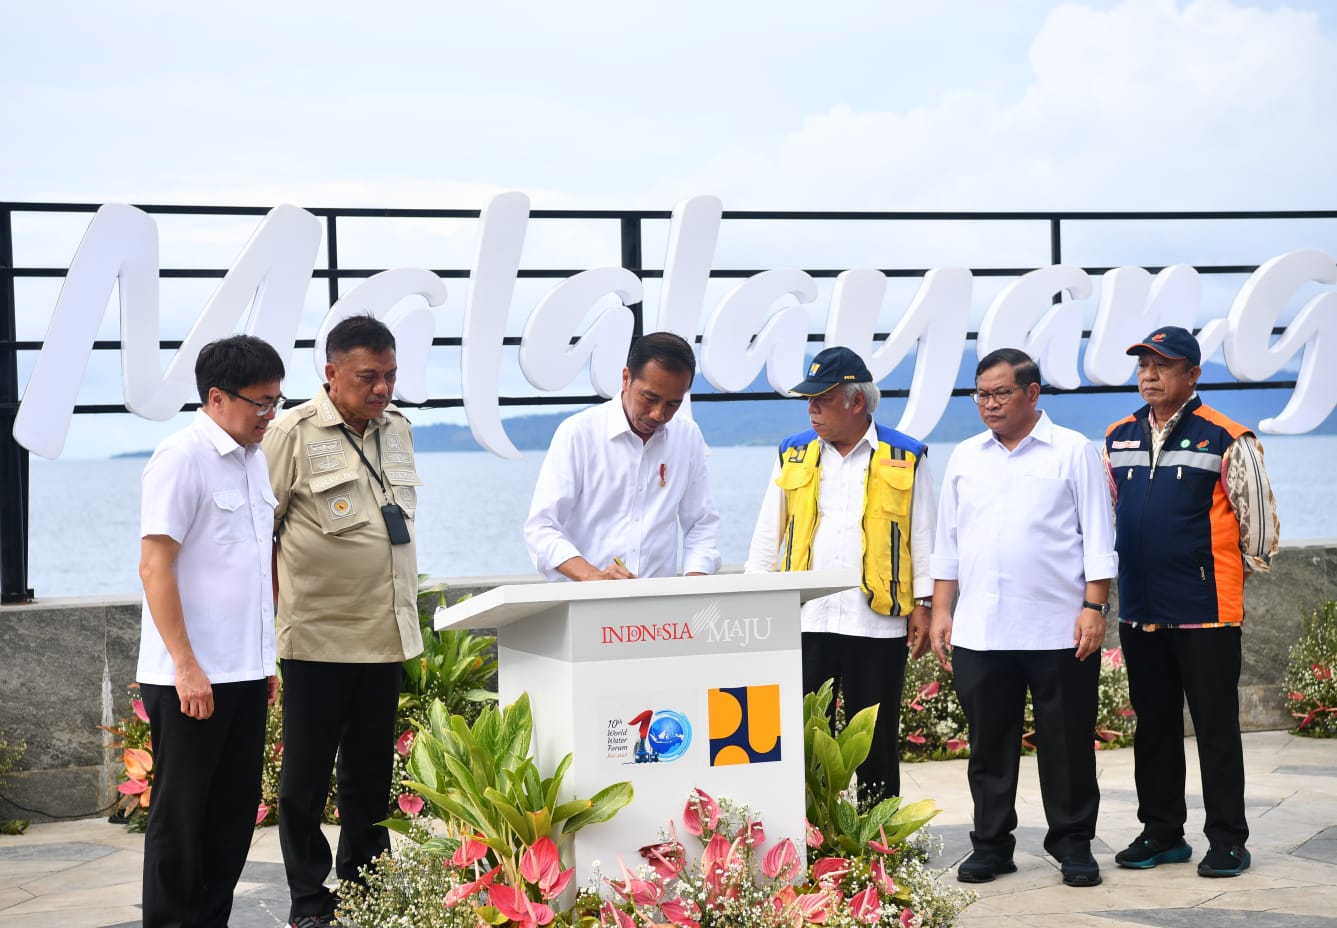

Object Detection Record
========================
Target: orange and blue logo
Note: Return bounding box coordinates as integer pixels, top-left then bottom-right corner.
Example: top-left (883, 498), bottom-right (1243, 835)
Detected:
top-left (708, 684), bottom-right (781, 766)
top-left (1196, 439), bottom-right (1209, 449)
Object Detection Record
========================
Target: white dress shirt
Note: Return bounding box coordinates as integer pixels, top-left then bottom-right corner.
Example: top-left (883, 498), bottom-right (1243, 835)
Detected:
top-left (744, 420), bottom-right (937, 639)
top-left (524, 399), bottom-right (721, 580)
top-left (931, 411), bottom-right (1117, 651)
top-left (137, 411), bottom-right (277, 685)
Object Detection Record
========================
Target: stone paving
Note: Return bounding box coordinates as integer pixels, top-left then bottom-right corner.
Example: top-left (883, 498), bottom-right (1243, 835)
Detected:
top-left (1, 731), bottom-right (1335, 927)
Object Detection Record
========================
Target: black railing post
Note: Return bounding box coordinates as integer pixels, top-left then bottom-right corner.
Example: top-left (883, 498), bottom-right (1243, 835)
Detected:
top-left (620, 217), bottom-right (644, 339)
top-left (0, 208), bottom-right (33, 603)
top-left (325, 214), bottom-right (340, 310)
top-left (1050, 217), bottom-right (1063, 266)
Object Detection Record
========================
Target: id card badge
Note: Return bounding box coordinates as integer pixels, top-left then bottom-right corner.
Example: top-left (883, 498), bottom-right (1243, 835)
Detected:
top-left (381, 503), bottom-right (411, 545)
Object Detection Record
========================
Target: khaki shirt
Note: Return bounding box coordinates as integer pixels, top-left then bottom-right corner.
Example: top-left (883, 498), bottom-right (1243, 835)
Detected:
top-left (264, 389), bottom-right (424, 662)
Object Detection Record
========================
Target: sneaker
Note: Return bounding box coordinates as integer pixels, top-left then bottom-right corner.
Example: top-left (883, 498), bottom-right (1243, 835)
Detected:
top-left (957, 851), bottom-right (1018, 883)
top-left (1115, 834), bottom-right (1194, 869)
top-left (290, 916), bottom-right (337, 928)
top-left (1198, 844), bottom-right (1251, 877)
top-left (1060, 849), bottom-right (1102, 887)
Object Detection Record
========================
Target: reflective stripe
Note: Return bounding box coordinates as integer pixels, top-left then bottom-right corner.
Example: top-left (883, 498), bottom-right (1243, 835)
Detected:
top-left (1108, 449), bottom-right (1148, 468)
top-left (1156, 449), bottom-right (1222, 471)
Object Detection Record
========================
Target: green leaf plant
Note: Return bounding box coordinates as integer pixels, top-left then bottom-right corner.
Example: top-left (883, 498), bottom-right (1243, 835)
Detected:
top-left (394, 692), bottom-right (634, 888)
top-left (803, 680), bottom-right (938, 858)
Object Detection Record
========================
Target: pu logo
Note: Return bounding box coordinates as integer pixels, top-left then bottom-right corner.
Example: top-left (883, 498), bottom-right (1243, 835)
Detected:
top-left (808, 361), bottom-right (821, 375)
top-left (1196, 439), bottom-right (1210, 449)
top-left (708, 684), bottom-right (781, 766)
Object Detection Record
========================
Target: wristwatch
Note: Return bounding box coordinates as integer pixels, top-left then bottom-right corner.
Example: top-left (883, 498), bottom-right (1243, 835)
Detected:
top-left (1082, 600), bottom-right (1110, 617)
top-left (915, 597), bottom-right (933, 608)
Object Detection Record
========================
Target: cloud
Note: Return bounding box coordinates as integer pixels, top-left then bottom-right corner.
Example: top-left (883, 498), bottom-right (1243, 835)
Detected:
top-left (655, 0), bottom-right (1337, 211)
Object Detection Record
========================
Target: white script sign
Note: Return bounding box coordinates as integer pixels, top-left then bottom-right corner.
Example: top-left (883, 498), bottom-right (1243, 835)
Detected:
top-left (12, 194), bottom-right (1337, 459)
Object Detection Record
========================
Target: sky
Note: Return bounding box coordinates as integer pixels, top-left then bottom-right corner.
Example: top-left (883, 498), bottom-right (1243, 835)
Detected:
top-left (4, 0), bottom-right (1337, 457)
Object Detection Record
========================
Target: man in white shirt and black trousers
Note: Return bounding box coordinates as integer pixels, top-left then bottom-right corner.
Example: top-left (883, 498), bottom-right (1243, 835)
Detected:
top-left (136, 335), bottom-right (285, 928)
top-left (930, 347), bottom-right (1118, 889)
top-left (525, 331), bottom-right (721, 581)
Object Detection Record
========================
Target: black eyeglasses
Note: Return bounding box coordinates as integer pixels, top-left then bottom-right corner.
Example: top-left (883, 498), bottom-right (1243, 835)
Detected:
top-left (970, 387), bottom-right (1020, 406)
top-left (223, 388), bottom-right (286, 416)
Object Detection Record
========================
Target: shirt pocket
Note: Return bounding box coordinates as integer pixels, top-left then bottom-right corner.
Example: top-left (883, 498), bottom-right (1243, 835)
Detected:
top-left (211, 489), bottom-right (252, 545)
top-left (385, 467), bottom-right (423, 519)
top-left (870, 461), bottom-right (914, 520)
top-left (309, 471), bottom-right (371, 536)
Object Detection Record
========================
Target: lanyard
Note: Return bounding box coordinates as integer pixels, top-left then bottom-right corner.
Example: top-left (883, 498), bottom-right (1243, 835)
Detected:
top-left (340, 425), bottom-right (391, 503)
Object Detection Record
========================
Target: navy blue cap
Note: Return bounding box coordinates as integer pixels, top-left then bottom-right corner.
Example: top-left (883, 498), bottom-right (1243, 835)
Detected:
top-left (1126, 325), bottom-right (1201, 368)
top-left (789, 346), bottom-right (872, 396)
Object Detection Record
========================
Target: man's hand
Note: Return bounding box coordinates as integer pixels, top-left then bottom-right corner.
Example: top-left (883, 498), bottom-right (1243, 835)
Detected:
top-left (929, 608), bottom-right (954, 672)
top-left (1073, 608), bottom-right (1106, 661)
top-left (266, 675), bottom-right (279, 706)
top-left (557, 556), bottom-right (636, 581)
top-left (907, 605), bottom-right (931, 660)
top-left (175, 659), bottom-right (214, 720)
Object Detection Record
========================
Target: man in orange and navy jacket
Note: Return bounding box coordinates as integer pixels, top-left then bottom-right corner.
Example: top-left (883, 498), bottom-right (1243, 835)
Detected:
top-left (1104, 325), bottom-right (1279, 879)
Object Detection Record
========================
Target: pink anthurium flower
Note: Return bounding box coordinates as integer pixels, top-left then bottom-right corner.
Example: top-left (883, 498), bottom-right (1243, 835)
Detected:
top-left (489, 881), bottom-right (554, 928)
top-left (946, 738), bottom-right (969, 753)
top-left (917, 680), bottom-right (940, 699)
top-left (906, 730), bottom-right (927, 745)
top-left (599, 901), bottom-right (634, 928)
top-left (117, 778), bottom-right (148, 795)
top-left (868, 825), bottom-right (897, 855)
top-left (123, 747), bottom-right (153, 781)
top-left (396, 793), bottom-right (424, 815)
top-left (607, 875), bottom-right (661, 907)
top-left (805, 819), bottom-right (823, 848)
top-left (255, 803), bottom-right (269, 826)
top-left (796, 889), bottom-right (834, 923)
top-left (131, 697), bottom-right (150, 723)
top-left (899, 907), bottom-right (917, 927)
top-left (1103, 647), bottom-right (1124, 667)
top-left (762, 838), bottom-right (802, 881)
top-left (450, 834), bottom-right (490, 868)
top-left (395, 729), bottom-right (415, 756)
top-left (736, 818), bottom-right (765, 847)
top-left (660, 897), bottom-right (700, 928)
top-left (638, 836), bottom-right (686, 879)
top-left (870, 857), bottom-right (897, 894)
top-left (849, 885), bottom-right (882, 924)
top-left (443, 863), bottom-right (499, 906)
top-left (682, 787), bottom-right (719, 836)
top-left (812, 856), bottom-right (850, 885)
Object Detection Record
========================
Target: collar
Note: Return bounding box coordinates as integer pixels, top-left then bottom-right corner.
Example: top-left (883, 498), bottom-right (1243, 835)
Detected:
top-left (976, 409), bottom-right (1052, 450)
top-left (1147, 392), bottom-right (1200, 433)
top-left (311, 386), bottom-right (391, 431)
top-left (193, 409), bottom-right (246, 457)
top-left (603, 395), bottom-right (672, 444)
top-left (818, 418), bottom-right (877, 457)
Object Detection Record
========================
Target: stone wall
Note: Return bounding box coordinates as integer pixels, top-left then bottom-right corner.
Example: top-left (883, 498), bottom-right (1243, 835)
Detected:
top-left (1, 550), bottom-right (1334, 823)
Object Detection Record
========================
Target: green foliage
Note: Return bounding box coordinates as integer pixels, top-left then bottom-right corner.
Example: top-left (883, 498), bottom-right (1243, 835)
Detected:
top-left (398, 693), bottom-right (633, 883)
top-left (803, 680), bottom-right (938, 858)
top-left (900, 648), bottom-right (1136, 761)
top-left (1285, 600), bottom-right (1337, 737)
top-left (402, 584), bottom-right (498, 728)
top-left (0, 729), bottom-right (27, 835)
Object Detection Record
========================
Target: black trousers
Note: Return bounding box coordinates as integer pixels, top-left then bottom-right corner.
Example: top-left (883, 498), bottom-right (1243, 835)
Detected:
top-left (952, 646), bottom-right (1100, 861)
top-left (140, 679), bottom-right (268, 928)
top-left (802, 631), bottom-right (908, 798)
top-left (278, 659), bottom-right (402, 921)
top-left (1119, 623), bottom-right (1247, 848)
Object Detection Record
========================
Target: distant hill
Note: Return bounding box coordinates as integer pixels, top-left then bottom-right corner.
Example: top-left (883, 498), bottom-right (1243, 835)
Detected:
top-left (414, 359), bottom-right (1333, 452)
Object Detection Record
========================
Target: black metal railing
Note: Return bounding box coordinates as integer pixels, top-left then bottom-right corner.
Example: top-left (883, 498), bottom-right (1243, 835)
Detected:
top-left (2, 202), bottom-right (1333, 601)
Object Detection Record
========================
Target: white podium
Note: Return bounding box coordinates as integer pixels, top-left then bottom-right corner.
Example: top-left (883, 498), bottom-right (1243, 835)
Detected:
top-left (435, 570), bottom-right (858, 886)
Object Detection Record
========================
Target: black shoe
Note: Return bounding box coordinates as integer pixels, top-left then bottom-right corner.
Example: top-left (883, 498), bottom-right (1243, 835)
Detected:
top-left (1198, 844), bottom-right (1251, 877)
top-left (957, 851), bottom-right (1018, 883)
top-left (290, 916), bottom-right (337, 928)
top-left (1114, 834), bottom-right (1194, 869)
top-left (1060, 849), bottom-right (1102, 886)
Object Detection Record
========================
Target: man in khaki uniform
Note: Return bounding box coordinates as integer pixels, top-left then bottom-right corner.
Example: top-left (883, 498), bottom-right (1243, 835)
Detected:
top-left (264, 314), bottom-right (423, 928)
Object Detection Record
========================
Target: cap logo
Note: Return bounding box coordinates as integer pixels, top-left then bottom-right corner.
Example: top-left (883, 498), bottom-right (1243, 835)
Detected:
top-left (809, 362), bottom-right (820, 375)
top-left (1152, 333), bottom-right (1167, 342)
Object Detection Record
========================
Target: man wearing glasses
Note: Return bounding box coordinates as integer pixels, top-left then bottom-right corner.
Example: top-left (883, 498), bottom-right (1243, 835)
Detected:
top-left (137, 335), bottom-right (285, 927)
top-left (930, 347), bottom-right (1117, 889)
top-left (264, 314), bottom-right (424, 928)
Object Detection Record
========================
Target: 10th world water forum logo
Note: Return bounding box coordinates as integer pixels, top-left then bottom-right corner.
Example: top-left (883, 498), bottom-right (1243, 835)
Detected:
top-left (619, 708), bottom-right (692, 763)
